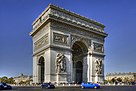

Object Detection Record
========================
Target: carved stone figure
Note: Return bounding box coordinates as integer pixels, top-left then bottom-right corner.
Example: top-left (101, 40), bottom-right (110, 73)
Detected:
top-left (55, 53), bottom-right (66, 73)
top-left (95, 59), bottom-right (103, 74)
top-left (53, 32), bottom-right (68, 45)
top-left (94, 43), bottom-right (104, 53)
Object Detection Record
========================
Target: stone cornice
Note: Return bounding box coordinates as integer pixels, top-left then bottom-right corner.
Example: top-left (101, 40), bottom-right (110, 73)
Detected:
top-left (30, 17), bottom-right (50, 36)
top-left (32, 4), bottom-right (105, 27)
top-left (49, 14), bottom-right (107, 37)
top-left (33, 44), bottom-right (72, 56)
top-left (32, 45), bottom-right (50, 56)
top-left (32, 4), bottom-right (51, 25)
top-left (49, 4), bottom-right (105, 28)
top-left (50, 44), bottom-right (72, 52)
top-left (89, 52), bottom-right (105, 57)
top-left (31, 4), bottom-right (108, 37)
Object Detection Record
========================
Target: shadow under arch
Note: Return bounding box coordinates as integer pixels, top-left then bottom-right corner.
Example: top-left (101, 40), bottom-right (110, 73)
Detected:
top-left (72, 41), bottom-right (88, 83)
top-left (38, 56), bottom-right (45, 84)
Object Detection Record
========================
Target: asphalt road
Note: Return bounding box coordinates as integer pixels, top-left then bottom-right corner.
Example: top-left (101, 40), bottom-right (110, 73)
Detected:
top-left (9, 86), bottom-right (136, 91)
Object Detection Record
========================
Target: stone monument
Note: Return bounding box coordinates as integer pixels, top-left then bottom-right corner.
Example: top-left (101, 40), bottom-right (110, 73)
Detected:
top-left (30, 4), bottom-right (108, 84)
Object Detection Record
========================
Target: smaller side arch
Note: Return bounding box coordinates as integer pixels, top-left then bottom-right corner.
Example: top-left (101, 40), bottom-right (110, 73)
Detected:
top-left (38, 56), bottom-right (45, 84)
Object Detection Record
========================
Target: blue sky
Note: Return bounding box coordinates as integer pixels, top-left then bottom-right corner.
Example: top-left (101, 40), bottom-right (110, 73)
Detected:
top-left (0, 0), bottom-right (136, 77)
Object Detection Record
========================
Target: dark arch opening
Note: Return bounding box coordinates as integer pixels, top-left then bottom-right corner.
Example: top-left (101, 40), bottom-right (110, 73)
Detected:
top-left (38, 56), bottom-right (44, 84)
top-left (76, 61), bottom-right (83, 82)
top-left (72, 41), bottom-right (88, 83)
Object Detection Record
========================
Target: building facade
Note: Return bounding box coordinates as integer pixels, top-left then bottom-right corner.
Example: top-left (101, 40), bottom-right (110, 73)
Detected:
top-left (30, 4), bottom-right (108, 84)
top-left (13, 74), bottom-right (32, 84)
top-left (105, 72), bottom-right (136, 82)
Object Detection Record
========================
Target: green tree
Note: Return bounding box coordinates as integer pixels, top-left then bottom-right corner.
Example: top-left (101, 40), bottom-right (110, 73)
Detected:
top-left (8, 77), bottom-right (15, 84)
top-left (104, 79), bottom-right (111, 84)
top-left (25, 80), bottom-right (31, 85)
top-left (104, 79), bottom-right (108, 84)
top-left (1, 76), bottom-right (8, 83)
top-left (19, 80), bottom-right (26, 84)
top-left (0, 76), bottom-right (15, 84)
top-left (123, 77), bottom-right (129, 84)
top-left (117, 78), bottom-right (122, 83)
top-left (111, 78), bottom-right (116, 84)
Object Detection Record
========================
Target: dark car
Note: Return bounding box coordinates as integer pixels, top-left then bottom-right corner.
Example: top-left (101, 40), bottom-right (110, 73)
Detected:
top-left (41, 82), bottom-right (55, 89)
top-left (0, 82), bottom-right (12, 90)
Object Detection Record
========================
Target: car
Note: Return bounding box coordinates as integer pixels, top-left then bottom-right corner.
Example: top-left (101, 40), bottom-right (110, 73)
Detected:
top-left (41, 82), bottom-right (55, 89)
top-left (81, 82), bottom-right (100, 89)
top-left (0, 82), bottom-right (12, 90)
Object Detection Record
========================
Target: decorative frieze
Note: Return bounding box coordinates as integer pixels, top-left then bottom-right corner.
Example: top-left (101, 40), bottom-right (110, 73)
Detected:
top-left (33, 24), bottom-right (49, 39)
top-left (51, 22), bottom-right (104, 42)
top-left (32, 4), bottom-right (106, 35)
top-left (32, 9), bottom-right (50, 29)
top-left (50, 9), bottom-right (104, 32)
top-left (51, 22), bottom-right (104, 45)
top-left (34, 34), bottom-right (48, 51)
top-left (53, 32), bottom-right (68, 45)
top-left (93, 43), bottom-right (104, 53)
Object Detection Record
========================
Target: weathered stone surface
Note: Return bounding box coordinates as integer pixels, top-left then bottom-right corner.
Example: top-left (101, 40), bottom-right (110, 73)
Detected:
top-left (30, 4), bottom-right (107, 84)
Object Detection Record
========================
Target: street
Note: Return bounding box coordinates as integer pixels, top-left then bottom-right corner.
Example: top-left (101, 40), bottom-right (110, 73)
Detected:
top-left (10, 86), bottom-right (136, 91)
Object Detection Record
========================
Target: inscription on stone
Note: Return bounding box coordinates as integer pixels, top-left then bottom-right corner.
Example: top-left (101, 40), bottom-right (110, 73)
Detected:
top-left (53, 32), bottom-right (68, 45)
top-left (34, 34), bottom-right (48, 51)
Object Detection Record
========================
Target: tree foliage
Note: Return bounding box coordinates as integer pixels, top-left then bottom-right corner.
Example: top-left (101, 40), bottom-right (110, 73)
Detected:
top-left (117, 77), bottom-right (122, 82)
top-left (0, 76), bottom-right (15, 84)
top-left (0, 76), bottom-right (32, 85)
top-left (105, 77), bottom-right (135, 85)
top-left (111, 78), bottom-right (116, 83)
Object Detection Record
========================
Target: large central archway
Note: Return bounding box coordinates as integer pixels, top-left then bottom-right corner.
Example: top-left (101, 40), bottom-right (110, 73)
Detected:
top-left (72, 41), bottom-right (88, 83)
top-left (38, 56), bottom-right (45, 83)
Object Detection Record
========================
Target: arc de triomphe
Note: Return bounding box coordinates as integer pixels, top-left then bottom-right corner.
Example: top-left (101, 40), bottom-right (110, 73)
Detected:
top-left (30, 4), bottom-right (108, 84)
